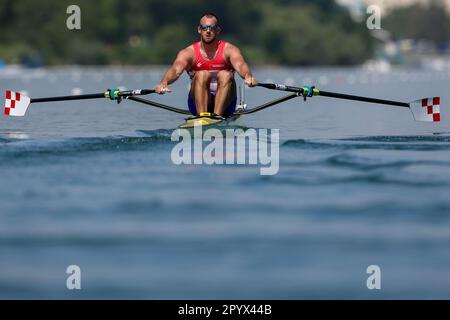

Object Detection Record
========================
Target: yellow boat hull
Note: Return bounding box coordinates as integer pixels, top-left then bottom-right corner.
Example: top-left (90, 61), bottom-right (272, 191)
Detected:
top-left (178, 114), bottom-right (240, 129)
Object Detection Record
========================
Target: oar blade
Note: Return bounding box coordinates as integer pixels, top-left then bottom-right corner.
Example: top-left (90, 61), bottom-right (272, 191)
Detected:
top-left (4, 91), bottom-right (31, 116)
top-left (409, 97), bottom-right (441, 122)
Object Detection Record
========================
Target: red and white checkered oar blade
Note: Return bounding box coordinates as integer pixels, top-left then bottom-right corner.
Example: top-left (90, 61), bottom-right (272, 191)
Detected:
top-left (4, 90), bottom-right (31, 116)
top-left (409, 97), bottom-right (441, 122)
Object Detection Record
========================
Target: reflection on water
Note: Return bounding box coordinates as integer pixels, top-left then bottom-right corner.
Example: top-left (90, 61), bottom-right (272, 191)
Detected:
top-left (0, 131), bottom-right (30, 140)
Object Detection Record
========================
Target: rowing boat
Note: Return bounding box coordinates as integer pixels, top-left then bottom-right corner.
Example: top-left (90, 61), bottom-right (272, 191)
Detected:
top-left (178, 113), bottom-right (241, 129)
top-left (3, 83), bottom-right (441, 124)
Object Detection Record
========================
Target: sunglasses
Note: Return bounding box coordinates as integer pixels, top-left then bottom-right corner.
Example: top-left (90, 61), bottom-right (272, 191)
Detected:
top-left (199, 24), bottom-right (219, 31)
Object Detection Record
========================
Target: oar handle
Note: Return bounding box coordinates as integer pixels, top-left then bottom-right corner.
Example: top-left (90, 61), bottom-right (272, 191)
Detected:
top-left (257, 83), bottom-right (303, 93)
top-left (117, 89), bottom-right (155, 97)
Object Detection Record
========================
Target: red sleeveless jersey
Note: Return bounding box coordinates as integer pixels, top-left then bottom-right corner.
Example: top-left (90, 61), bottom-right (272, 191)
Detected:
top-left (187, 40), bottom-right (234, 93)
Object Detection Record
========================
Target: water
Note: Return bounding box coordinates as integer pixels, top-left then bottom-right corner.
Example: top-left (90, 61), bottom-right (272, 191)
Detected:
top-left (1, 66), bottom-right (450, 299)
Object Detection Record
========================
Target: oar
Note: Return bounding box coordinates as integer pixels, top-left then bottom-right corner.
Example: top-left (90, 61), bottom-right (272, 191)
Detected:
top-left (257, 83), bottom-right (441, 122)
top-left (4, 88), bottom-right (155, 116)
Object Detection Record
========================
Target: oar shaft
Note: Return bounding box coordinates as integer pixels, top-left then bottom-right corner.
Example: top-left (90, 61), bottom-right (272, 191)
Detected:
top-left (257, 83), bottom-right (409, 108)
top-left (318, 90), bottom-right (409, 108)
top-left (31, 93), bottom-right (105, 103)
top-left (30, 89), bottom-right (156, 104)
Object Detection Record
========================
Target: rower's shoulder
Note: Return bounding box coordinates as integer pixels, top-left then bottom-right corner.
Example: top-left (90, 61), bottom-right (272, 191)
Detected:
top-left (223, 41), bottom-right (237, 50)
top-left (179, 44), bottom-right (195, 55)
top-left (176, 45), bottom-right (195, 61)
top-left (222, 41), bottom-right (242, 56)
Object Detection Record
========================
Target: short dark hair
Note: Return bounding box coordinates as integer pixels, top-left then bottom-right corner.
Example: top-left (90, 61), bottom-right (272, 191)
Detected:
top-left (201, 13), bottom-right (219, 23)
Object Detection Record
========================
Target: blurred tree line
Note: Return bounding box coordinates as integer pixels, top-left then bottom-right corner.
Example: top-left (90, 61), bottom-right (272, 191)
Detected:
top-left (0, 0), bottom-right (374, 66)
top-left (384, 1), bottom-right (450, 46)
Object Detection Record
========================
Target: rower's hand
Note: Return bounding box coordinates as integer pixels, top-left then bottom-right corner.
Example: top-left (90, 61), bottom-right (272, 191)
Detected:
top-left (244, 76), bottom-right (258, 87)
top-left (155, 84), bottom-right (172, 95)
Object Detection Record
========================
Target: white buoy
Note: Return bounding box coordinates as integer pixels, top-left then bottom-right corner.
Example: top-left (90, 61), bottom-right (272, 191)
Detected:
top-left (71, 87), bottom-right (83, 95)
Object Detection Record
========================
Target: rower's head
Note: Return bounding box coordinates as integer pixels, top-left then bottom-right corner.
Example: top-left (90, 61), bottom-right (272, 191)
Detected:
top-left (198, 13), bottom-right (221, 44)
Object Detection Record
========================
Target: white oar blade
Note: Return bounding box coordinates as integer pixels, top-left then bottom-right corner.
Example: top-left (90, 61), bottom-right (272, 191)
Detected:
top-left (4, 91), bottom-right (31, 116)
top-left (409, 97), bottom-right (441, 122)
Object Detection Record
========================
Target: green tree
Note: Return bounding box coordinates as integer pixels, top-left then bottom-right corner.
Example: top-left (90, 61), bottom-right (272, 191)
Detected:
top-left (0, 0), bottom-right (374, 66)
top-left (384, 1), bottom-right (450, 44)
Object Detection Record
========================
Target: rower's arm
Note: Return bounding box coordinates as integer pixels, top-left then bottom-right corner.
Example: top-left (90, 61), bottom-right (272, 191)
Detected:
top-left (156, 48), bottom-right (193, 91)
top-left (227, 45), bottom-right (257, 86)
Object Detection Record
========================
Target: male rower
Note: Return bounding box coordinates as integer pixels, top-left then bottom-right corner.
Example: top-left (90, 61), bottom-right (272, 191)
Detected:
top-left (155, 13), bottom-right (257, 118)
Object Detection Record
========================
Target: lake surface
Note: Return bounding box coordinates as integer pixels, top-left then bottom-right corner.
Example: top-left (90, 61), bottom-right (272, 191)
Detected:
top-left (1, 66), bottom-right (449, 299)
